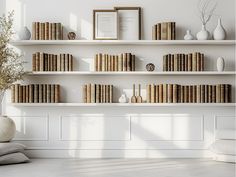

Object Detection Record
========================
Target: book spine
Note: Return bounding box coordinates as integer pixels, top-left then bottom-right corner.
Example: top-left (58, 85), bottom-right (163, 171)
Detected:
top-left (146, 84), bottom-right (151, 103)
top-left (173, 84), bottom-right (178, 103)
top-left (220, 84), bottom-right (225, 103)
top-left (34, 84), bottom-right (39, 103)
top-left (212, 85), bottom-right (216, 103)
top-left (29, 84), bottom-right (34, 103)
top-left (158, 84), bottom-right (163, 103)
top-left (32, 22), bottom-right (36, 40)
top-left (55, 85), bottom-right (60, 103)
top-left (168, 84), bottom-right (173, 103)
top-left (200, 85), bottom-right (205, 103)
top-left (52, 23), bottom-right (56, 40)
top-left (11, 85), bottom-right (15, 103)
top-left (152, 25), bottom-right (157, 40)
top-left (43, 84), bottom-right (47, 103)
top-left (161, 22), bottom-right (168, 40)
top-left (56, 23), bottom-right (61, 40)
top-left (208, 85), bottom-right (212, 103)
top-left (188, 85), bottom-right (193, 103)
top-left (200, 53), bottom-right (204, 71)
top-left (185, 54), bottom-right (188, 71)
top-left (188, 53), bottom-right (192, 71)
top-left (46, 84), bottom-right (51, 103)
top-left (204, 85), bottom-right (208, 103)
top-left (83, 85), bottom-right (87, 103)
top-left (25, 85), bottom-right (29, 103)
top-left (91, 84), bottom-right (96, 103)
top-left (38, 84), bottom-right (43, 103)
top-left (163, 84), bottom-right (168, 103)
top-left (192, 52), bottom-right (197, 71)
top-left (155, 85), bottom-right (159, 103)
top-left (131, 55), bottom-right (135, 71)
top-left (50, 85), bottom-right (55, 103)
top-left (87, 84), bottom-right (91, 103)
top-left (157, 23), bottom-right (161, 40)
top-left (192, 85), bottom-right (197, 103)
top-left (95, 84), bottom-right (100, 103)
top-left (163, 55), bottom-right (167, 71)
top-left (150, 84), bottom-right (156, 103)
top-left (109, 85), bottom-right (113, 103)
top-left (32, 53), bottom-right (36, 71)
top-left (167, 22), bottom-right (172, 40)
top-left (45, 22), bottom-right (49, 40)
top-left (171, 22), bottom-right (176, 40)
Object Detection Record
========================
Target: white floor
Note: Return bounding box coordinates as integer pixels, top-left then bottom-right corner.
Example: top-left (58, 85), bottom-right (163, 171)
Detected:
top-left (0, 159), bottom-right (235, 177)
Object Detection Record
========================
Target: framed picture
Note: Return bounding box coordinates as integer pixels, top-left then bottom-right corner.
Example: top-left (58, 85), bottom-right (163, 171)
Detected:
top-left (114, 7), bottom-right (141, 40)
top-left (93, 10), bottom-right (118, 40)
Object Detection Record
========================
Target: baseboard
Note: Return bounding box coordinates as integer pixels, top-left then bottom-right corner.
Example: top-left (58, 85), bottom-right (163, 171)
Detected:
top-left (25, 149), bottom-right (213, 158)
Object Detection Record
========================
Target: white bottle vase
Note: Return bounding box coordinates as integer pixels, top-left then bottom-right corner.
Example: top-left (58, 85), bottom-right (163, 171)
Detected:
top-left (119, 94), bottom-right (128, 103)
top-left (18, 26), bottom-right (31, 40)
top-left (184, 30), bottom-right (194, 40)
top-left (217, 57), bottom-right (225, 72)
top-left (213, 18), bottom-right (226, 40)
top-left (196, 24), bottom-right (210, 40)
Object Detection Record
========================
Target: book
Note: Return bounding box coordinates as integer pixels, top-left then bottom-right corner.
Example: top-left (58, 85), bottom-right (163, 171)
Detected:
top-left (146, 84), bottom-right (151, 103)
top-left (34, 84), bottom-right (39, 103)
top-left (91, 84), bottom-right (96, 103)
top-left (168, 84), bottom-right (173, 103)
top-left (173, 84), bottom-right (178, 103)
top-left (51, 85), bottom-right (55, 103)
top-left (83, 85), bottom-right (87, 103)
top-left (55, 84), bottom-right (60, 103)
top-left (87, 84), bottom-right (91, 103)
top-left (46, 84), bottom-right (51, 103)
top-left (150, 84), bottom-right (156, 103)
top-left (161, 22), bottom-right (168, 40)
top-left (152, 25), bottom-right (157, 40)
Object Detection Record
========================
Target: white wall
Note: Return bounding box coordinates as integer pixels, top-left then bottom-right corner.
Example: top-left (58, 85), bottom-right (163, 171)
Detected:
top-left (1, 0), bottom-right (235, 158)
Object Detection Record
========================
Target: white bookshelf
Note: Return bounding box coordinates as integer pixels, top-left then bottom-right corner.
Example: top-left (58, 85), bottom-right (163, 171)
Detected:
top-left (10, 103), bottom-right (236, 107)
top-left (27, 71), bottom-right (236, 76)
top-left (10, 40), bottom-right (236, 46)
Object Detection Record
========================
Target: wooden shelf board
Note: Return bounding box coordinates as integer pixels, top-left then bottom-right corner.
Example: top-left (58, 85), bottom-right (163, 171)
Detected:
top-left (10, 40), bottom-right (236, 46)
top-left (10, 103), bottom-right (236, 107)
top-left (27, 71), bottom-right (236, 76)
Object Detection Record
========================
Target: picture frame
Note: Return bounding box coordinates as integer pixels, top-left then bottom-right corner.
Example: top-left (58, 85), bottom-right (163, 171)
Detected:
top-left (114, 7), bottom-right (141, 40)
top-left (93, 10), bottom-right (118, 40)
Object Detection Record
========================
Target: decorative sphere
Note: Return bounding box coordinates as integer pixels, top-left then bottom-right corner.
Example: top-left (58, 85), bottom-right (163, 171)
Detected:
top-left (0, 116), bottom-right (16, 142)
top-left (146, 63), bottom-right (155, 72)
top-left (67, 32), bottom-right (76, 40)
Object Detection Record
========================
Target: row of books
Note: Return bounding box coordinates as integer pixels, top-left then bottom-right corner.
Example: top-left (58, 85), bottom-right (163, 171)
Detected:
top-left (146, 84), bottom-right (231, 103)
top-left (163, 52), bottom-right (205, 71)
top-left (152, 22), bottom-right (176, 40)
top-left (94, 53), bottom-right (136, 72)
top-left (11, 84), bottom-right (60, 103)
top-left (83, 84), bottom-right (113, 103)
top-left (32, 22), bottom-right (63, 40)
top-left (32, 52), bottom-right (73, 71)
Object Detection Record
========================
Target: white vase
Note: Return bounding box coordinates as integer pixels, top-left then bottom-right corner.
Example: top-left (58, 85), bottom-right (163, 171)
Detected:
top-left (18, 26), bottom-right (31, 40)
top-left (217, 57), bottom-right (225, 72)
top-left (184, 30), bottom-right (194, 40)
top-left (196, 24), bottom-right (210, 40)
top-left (119, 94), bottom-right (128, 103)
top-left (0, 115), bottom-right (16, 142)
top-left (213, 18), bottom-right (226, 40)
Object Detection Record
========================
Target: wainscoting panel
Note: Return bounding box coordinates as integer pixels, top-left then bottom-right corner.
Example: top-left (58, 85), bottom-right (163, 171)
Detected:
top-left (215, 116), bottom-right (236, 129)
top-left (60, 115), bottom-right (131, 141)
top-left (11, 116), bottom-right (49, 141)
top-left (131, 115), bottom-right (204, 141)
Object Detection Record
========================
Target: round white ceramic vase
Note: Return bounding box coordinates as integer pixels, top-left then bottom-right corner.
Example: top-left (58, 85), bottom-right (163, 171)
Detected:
top-left (196, 24), bottom-right (210, 40)
top-left (217, 57), bottom-right (225, 72)
top-left (119, 94), bottom-right (128, 103)
top-left (213, 18), bottom-right (226, 40)
top-left (18, 26), bottom-right (31, 40)
top-left (0, 115), bottom-right (16, 142)
top-left (184, 30), bottom-right (194, 40)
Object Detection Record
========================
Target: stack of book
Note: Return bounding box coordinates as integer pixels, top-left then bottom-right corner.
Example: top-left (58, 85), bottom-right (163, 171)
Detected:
top-left (163, 52), bottom-right (204, 71)
top-left (11, 84), bottom-right (61, 103)
top-left (32, 22), bottom-right (63, 40)
top-left (83, 84), bottom-right (113, 103)
top-left (94, 53), bottom-right (135, 71)
top-left (152, 22), bottom-right (176, 40)
top-left (146, 84), bottom-right (231, 103)
top-left (32, 52), bottom-right (73, 71)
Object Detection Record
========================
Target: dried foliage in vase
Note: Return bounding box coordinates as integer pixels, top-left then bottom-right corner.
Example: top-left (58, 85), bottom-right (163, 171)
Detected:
top-left (197, 0), bottom-right (217, 26)
top-left (0, 11), bottom-right (27, 105)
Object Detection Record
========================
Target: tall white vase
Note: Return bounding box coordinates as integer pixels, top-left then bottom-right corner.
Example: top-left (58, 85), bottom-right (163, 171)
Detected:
top-left (217, 57), bottom-right (225, 72)
top-left (196, 24), bottom-right (210, 40)
top-left (213, 18), bottom-right (226, 40)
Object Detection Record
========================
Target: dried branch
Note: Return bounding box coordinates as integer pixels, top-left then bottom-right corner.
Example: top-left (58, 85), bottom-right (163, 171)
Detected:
top-left (197, 0), bottom-right (217, 25)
